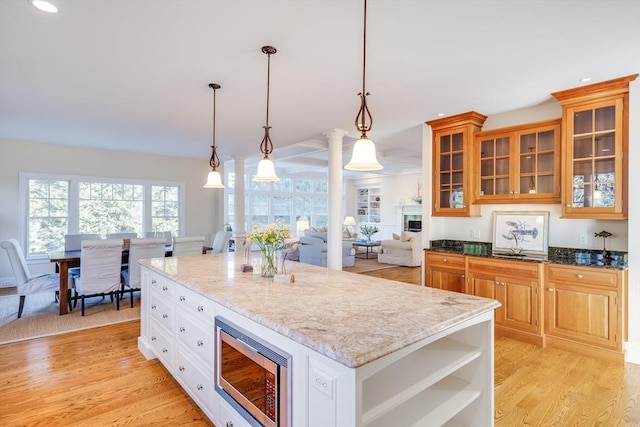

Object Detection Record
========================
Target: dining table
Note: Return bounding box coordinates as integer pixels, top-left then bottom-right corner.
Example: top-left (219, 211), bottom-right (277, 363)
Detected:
top-left (48, 244), bottom-right (211, 315)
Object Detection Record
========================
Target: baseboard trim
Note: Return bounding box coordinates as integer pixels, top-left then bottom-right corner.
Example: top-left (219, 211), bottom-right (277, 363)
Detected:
top-left (625, 341), bottom-right (640, 365)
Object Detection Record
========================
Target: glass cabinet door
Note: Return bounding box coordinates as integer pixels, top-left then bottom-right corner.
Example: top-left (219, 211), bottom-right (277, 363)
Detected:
top-left (478, 134), bottom-right (511, 198)
top-left (563, 98), bottom-right (624, 218)
top-left (438, 132), bottom-right (464, 209)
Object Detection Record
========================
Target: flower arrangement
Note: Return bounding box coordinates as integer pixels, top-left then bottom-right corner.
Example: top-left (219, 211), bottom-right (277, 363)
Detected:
top-left (246, 222), bottom-right (292, 277)
top-left (359, 224), bottom-right (379, 241)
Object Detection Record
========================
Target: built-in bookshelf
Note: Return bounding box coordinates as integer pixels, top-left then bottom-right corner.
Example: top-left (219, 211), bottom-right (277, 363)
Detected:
top-left (356, 186), bottom-right (381, 224)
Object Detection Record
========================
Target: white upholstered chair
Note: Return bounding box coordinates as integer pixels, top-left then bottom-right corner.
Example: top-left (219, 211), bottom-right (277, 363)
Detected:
top-left (70, 239), bottom-right (123, 316)
top-left (1, 239), bottom-right (60, 318)
top-left (210, 231), bottom-right (232, 254)
top-left (64, 233), bottom-right (101, 251)
top-left (145, 231), bottom-right (172, 246)
top-left (121, 237), bottom-right (166, 307)
top-left (106, 232), bottom-right (138, 240)
top-left (172, 236), bottom-right (204, 256)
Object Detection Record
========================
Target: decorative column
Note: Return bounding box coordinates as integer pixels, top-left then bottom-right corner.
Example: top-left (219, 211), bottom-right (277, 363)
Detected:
top-left (233, 156), bottom-right (247, 247)
top-left (325, 129), bottom-right (348, 270)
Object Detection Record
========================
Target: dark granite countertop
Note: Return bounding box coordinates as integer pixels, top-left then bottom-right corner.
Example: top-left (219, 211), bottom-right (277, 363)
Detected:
top-left (426, 240), bottom-right (628, 270)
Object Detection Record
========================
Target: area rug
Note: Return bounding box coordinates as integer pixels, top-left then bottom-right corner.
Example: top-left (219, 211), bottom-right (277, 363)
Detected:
top-left (343, 257), bottom-right (397, 274)
top-left (0, 291), bottom-right (140, 345)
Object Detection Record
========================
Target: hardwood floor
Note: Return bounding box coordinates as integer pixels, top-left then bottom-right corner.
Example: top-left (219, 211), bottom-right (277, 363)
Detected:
top-left (1, 302), bottom-right (639, 426)
top-left (0, 320), bottom-right (213, 427)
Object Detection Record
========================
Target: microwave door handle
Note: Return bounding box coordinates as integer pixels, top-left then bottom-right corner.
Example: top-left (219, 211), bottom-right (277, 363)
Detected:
top-left (237, 337), bottom-right (259, 354)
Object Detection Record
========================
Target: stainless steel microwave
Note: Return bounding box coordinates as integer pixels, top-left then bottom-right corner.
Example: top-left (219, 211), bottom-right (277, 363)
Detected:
top-left (215, 317), bottom-right (291, 427)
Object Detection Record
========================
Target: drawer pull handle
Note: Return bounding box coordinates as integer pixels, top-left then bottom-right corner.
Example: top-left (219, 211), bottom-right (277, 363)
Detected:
top-left (197, 305), bottom-right (204, 312)
top-left (197, 384), bottom-right (203, 391)
top-left (197, 340), bottom-right (204, 347)
top-left (162, 313), bottom-right (168, 319)
top-left (151, 336), bottom-right (156, 341)
top-left (180, 296), bottom-right (185, 301)
top-left (577, 274), bottom-right (584, 279)
top-left (162, 348), bottom-right (168, 353)
top-left (162, 286), bottom-right (168, 291)
top-left (151, 279), bottom-right (157, 284)
top-left (179, 365), bottom-right (185, 372)
top-left (179, 326), bottom-right (185, 332)
top-left (151, 304), bottom-right (156, 309)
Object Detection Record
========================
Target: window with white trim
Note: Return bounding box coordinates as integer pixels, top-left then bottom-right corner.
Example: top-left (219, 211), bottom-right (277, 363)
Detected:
top-left (21, 173), bottom-right (184, 258)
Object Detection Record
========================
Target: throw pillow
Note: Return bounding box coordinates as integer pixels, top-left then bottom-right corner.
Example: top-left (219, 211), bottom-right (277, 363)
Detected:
top-left (392, 232), bottom-right (400, 240)
top-left (400, 231), bottom-right (412, 242)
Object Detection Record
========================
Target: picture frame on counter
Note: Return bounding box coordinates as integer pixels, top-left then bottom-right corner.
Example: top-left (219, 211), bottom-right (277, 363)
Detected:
top-left (492, 211), bottom-right (549, 260)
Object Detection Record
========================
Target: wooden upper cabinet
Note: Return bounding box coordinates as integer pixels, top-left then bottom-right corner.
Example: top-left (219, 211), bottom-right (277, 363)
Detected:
top-left (426, 111), bottom-right (487, 217)
top-left (552, 74), bottom-right (638, 219)
top-left (474, 119), bottom-right (561, 204)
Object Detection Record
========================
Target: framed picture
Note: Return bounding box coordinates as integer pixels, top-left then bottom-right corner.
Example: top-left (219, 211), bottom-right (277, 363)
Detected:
top-left (492, 211), bottom-right (549, 259)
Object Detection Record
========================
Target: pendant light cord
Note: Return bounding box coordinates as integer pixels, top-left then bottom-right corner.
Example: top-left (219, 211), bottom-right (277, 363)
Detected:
top-left (260, 46), bottom-right (277, 157)
top-left (208, 83), bottom-right (221, 169)
top-left (355, 0), bottom-right (373, 136)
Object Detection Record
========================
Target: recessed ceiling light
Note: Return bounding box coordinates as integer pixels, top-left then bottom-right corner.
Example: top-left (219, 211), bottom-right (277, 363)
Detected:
top-left (30, 0), bottom-right (58, 13)
top-left (580, 77), bottom-right (592, 83)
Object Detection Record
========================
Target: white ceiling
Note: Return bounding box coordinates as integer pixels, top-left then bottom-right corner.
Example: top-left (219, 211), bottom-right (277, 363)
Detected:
top-left (1, 0), bottom-right (639, 178)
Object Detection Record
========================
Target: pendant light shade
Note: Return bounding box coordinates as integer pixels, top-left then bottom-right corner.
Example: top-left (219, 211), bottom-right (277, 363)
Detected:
top-left (345, 0), bottom-right (383, 171)
top-left (253, 46), bottom-right (280, 182)
top-left (203, 83), bottom-right (225, 189)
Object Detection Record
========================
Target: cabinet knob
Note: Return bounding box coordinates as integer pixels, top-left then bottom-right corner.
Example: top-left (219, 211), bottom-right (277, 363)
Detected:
top-left (179, 365), bottom-right (185, 372)
top-left (162, 286), bottom-right (168, 291)
top-left (180, 296), bottom-right (185, 301)
top-left (197, 340), bottom-right (204, 347)
top-left (461, 274), bottom-right (465, 278)
top-left (179, 326), bottom-right (185, 332)
top-left (226, 422), bottom-right (234, 427)
top-left (151, 279), bottom-right (156, 284)
top-left (197, 384), bottom-right (203, 391)
top-left (162, 348), bottom-right (168, 353)
top-left (443, 258), bottom-right (447, 262)
top-left (576, 274), bottom-right (584, 279)
top-left (197, 305), bottom-right (204, 312)
top-left (548, 288), bottom-right (555, 292)
top-left (151, 336), bottom-right (156, 341)
top-left (162, 313), bottom-right (168, 319)
top-left (151, 304), bottom-right (156, 309)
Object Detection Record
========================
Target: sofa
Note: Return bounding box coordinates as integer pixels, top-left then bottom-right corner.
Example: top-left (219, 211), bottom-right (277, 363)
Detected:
top-left (378, 231), bottom-right (422, 267)
top-left (298, 231), bottom-right (356, 267)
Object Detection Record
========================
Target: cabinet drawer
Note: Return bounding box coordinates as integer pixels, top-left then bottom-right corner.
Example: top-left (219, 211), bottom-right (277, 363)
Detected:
top-left (546, 264), bottom-right (618, 288)
top-left (467, 257), bottom-right (538, 279)
top-left (176, 311), bottom-right (213, 366)
top-left (176, 348), bottom-right (215, 416)
top-left (150, 323), bottom-right (174, 368)
top-left (151, 292), bottom-right (174, 332)
top-left (425, 252), bottom-right (465, 269)
top-left (176, 286), bottom-right (215, 325)
top-left (150, 274), bottom-right (174, 299)
top-left (218, 396), bottom-right (251, 427)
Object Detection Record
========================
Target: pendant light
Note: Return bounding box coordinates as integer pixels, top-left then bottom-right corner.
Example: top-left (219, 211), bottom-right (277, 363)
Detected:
top-left (203, 83), bottom-right (225, 189)
top-left (345, 0), bottom-right (383, 171)
top-left (253, 46), bottom-right (280, 182)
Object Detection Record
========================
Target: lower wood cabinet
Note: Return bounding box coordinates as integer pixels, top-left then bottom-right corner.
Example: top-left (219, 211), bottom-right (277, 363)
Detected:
top-left (424, 252), bottom-right (466, 293)
top-left (545, 263), bottom-right (626, 362)
top-left (466, 256), bottom-right (543, 346)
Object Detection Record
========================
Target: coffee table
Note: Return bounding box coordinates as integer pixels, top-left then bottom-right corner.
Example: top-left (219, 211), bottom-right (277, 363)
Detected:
top-left (352, 240), bottom-right (381, 259)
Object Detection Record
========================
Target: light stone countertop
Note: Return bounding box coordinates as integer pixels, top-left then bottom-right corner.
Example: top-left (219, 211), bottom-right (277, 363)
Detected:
top-left (141, 252), bottom-right (500, 368)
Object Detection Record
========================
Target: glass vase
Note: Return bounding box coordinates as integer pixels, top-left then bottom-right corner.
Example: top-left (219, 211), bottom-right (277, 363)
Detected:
top-left (260, 245), bottom-right (278, 278)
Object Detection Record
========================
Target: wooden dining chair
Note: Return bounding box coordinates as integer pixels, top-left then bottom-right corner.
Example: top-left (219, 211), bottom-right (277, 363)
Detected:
top-left (1, 239), bottom-right (59, 318)
top-left (70, 239), bottom-right (123, 316)
top-left (172, 236), bottom-right (204, 256)
top-left (120, 237), bottom-right (166, 307)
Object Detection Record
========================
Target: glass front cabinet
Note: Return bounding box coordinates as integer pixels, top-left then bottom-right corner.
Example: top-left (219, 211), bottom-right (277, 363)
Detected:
top-left (426, 111), bottom-right (487, 217)
top-left (474, 119), bottom-right (561, 204)
top-left (552, 74), bottom-right (637, 219)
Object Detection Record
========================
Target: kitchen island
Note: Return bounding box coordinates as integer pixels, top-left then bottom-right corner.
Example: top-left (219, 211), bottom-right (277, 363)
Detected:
top-left (138, 252), bottom-right (500, 427)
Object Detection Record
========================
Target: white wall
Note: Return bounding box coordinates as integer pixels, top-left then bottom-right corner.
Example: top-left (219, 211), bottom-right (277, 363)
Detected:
top-left (0, 138), bottom-right (224, 279)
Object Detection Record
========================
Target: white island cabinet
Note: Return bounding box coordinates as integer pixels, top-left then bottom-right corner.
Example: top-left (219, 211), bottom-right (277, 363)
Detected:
top-left (138, 253), bottom-right (500, 427)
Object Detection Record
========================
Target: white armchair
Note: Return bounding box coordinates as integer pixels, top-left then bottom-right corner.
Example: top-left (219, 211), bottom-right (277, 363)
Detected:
top-left (298, 234), bottom-right (355, 267)
top-left (378, 231), bottom-right (423, 267)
